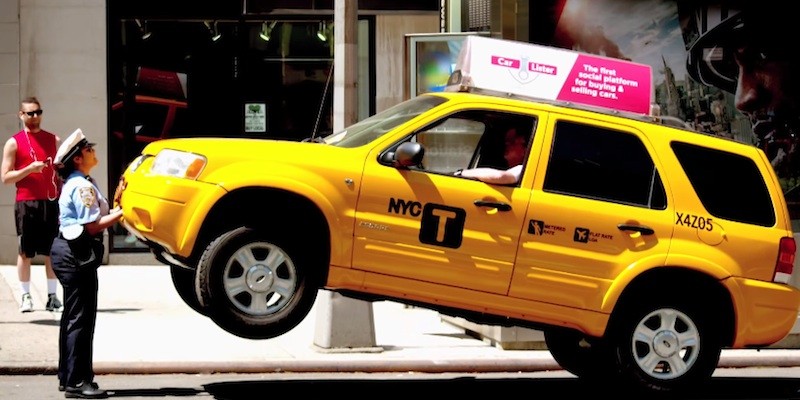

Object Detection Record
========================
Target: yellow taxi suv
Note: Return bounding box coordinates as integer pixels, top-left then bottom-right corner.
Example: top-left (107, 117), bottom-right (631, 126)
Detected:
top-left (116, 37), bottom-right (800, 394)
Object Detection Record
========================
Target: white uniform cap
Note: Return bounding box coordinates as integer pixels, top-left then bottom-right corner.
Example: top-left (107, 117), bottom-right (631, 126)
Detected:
top-left (54, 128), bottom-right (95, 165)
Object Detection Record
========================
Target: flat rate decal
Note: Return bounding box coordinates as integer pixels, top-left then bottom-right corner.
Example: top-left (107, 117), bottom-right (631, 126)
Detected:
top-left (449, 36), bottom-right (653, 115)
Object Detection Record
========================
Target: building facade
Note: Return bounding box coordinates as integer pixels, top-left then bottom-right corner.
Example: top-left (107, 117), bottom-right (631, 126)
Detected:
top-left (0, 1), bottom-right (470, 263)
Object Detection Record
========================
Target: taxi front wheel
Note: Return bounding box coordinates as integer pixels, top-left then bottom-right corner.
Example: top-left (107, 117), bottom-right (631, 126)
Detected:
top-left (195, 226), bottom-right (320, 339)
top-left (170, 265), bottom-right (207, 316)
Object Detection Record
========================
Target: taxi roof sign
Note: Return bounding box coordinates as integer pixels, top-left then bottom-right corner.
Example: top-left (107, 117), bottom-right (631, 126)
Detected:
top-left (446, 36), bottom-right (653, 115)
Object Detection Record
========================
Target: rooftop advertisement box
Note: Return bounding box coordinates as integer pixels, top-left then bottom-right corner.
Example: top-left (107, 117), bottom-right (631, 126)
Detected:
top-left (446, 36), bottom-right (653, 115)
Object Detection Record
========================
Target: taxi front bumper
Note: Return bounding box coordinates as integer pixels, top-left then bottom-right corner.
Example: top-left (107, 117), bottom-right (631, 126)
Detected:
top-left (117, 172), bottom-right (226, 260)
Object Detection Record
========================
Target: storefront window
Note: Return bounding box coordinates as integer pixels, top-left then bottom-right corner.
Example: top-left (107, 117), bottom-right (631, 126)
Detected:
top-left (109, 17), bottom-right (372, 251)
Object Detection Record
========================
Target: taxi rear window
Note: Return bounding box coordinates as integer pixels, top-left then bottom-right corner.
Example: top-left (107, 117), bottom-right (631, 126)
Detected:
top-left (672, 141), bottom-right (775, 227)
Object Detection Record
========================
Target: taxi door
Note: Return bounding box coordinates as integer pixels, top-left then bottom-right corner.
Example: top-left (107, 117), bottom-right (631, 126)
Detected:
top-left (352, 109), bottom-right (539, 295)
top-left (508, 114), bottom-right (675, 313)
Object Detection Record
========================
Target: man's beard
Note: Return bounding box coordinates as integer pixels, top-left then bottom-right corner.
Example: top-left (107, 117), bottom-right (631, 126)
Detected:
top-left (751, 115), bottom-right (799, 176)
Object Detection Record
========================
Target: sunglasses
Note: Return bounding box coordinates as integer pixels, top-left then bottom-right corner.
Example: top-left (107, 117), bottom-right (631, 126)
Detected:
top-left (23, 109), bottom-right (43, 117)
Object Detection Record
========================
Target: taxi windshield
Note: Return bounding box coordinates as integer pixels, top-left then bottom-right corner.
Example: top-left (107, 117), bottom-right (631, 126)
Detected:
top-left (324, 95), bottom-right (448, 148)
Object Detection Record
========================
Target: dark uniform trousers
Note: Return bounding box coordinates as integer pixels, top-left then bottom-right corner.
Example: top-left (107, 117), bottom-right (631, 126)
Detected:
top-left (51, 236), bottom-right (104, 387)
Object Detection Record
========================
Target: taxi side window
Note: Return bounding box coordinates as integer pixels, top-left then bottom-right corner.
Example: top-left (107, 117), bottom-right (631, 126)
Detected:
top-left (416, 117), bottom-right (485, 173)
top-left (411, 111), bottom-right (536, 176)
top-left (543, 121), bottom-right (667, 209)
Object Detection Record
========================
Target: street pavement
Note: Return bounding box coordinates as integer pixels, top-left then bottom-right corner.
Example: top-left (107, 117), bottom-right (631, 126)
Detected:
top-left (1, 262), bottom-right (799, 377)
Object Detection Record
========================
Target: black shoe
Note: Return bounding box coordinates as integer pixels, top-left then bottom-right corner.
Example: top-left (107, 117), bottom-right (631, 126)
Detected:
top-left (46, 293), bottom-right (63, 311)
top-left (64, 381), bottom-right (107, 399)
top-left (58, 384), bottom-right (65, 392)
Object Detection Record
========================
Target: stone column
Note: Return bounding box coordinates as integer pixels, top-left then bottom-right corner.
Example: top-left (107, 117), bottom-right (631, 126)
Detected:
top-left (314, 0), bottom-right (380, 352)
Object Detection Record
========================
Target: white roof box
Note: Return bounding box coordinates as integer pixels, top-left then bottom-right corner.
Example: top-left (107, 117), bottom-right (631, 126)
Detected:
top-left (446, 36), bottom-right (653, 115)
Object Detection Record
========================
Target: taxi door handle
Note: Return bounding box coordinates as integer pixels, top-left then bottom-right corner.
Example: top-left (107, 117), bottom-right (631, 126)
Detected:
top-left (617, 223), bottom-right (654, 235)
top-left (474, 200), bottom-right (512, 212)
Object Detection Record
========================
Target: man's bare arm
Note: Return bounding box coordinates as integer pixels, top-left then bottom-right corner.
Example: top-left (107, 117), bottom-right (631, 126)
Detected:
top-left (459, 165), bottom-right (521, 185)
top-left (1, 137), bottom-right (45, 185)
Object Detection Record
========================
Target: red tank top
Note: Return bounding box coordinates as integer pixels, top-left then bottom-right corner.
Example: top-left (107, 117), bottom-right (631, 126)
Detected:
top-left (13, 130), bottom-right (59, 201)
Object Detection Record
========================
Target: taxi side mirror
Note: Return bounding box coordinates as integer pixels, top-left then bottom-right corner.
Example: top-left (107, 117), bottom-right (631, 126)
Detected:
top-left (393, 142), bottom-right (425, 168)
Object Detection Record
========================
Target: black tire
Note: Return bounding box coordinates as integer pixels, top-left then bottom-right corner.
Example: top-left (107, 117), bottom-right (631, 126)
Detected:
top-left (169, 265), bottom-right (207, 316)
top-left (544, 328), bottom-right (618, 382)
top-left (612, 302), bottom-right (721, 394)
top-left (196, 227), bottom-right (320, 339)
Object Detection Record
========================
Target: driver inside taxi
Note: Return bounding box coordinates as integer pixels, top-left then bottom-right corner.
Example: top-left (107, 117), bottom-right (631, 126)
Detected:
top-left (456, 127), bottom-right (528, 184)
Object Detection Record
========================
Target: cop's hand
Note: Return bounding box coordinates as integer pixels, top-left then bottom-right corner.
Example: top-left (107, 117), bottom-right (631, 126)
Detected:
top-left (110, 206), bottom-right (124, 223)
top-left (113, 179), bottom-right (125, 208)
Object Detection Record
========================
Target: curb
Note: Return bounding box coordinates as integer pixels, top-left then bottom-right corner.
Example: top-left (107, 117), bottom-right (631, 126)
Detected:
top-left (0, 359), bottom-right (561, 376)
top-left (2, 350), bottom-right (799, 376)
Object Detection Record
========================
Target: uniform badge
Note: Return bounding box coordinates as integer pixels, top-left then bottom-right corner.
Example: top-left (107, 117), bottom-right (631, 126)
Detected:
top-left (79, 187), bottom-right (96, 208)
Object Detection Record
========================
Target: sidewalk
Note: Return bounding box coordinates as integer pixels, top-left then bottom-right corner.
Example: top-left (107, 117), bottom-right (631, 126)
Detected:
top-left (1, 264), bottom-right (799, 375)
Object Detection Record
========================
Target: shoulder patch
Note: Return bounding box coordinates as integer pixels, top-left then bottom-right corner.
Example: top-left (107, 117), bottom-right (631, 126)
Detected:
top-left (79, 186), bottom-right (96, 208)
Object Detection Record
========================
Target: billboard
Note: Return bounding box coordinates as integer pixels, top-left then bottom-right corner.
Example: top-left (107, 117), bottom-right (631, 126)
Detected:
top-left (534, 0), bottom-right (799, 211)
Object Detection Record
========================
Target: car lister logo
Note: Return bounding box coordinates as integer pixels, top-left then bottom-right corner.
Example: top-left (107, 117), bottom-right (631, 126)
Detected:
top-left (573, 227), bottom-right (613, 244)
top-left (528, 220), bottom-right (566, 236)
top-left (388, 198), bottom-right (466, 249)
top-left (491, 55), bottom-right (557, 84)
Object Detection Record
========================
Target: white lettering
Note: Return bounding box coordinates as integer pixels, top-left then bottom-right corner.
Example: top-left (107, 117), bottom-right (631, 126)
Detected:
top-left (571, 86), bottom-right (598, 97)
top-left (578, 72), bottom-right (602, 81)
top-left (496, 57), bottom-right (515, 67)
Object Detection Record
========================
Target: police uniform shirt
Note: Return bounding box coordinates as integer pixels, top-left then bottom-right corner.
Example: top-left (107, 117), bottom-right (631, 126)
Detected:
top-left (58, 171), bottom-right (109, 239)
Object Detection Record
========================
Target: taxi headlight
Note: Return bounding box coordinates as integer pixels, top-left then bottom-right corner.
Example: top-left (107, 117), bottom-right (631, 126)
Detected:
top-left (150, 149), bottom-right (207, 180)
top-left (127, 155), bottom-right (146, 173)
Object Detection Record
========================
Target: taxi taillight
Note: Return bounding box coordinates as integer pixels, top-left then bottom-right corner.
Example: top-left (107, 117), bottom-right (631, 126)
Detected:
top-left (775, 237), bottom-right (796, 284)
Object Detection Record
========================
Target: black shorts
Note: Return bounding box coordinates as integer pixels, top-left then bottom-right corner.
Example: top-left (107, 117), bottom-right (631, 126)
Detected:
top-left (15, 200), bottom-right (59, 258)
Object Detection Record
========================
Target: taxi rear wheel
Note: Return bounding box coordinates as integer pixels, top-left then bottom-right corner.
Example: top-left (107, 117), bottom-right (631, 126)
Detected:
top-left (544, 328), bottom-right (618, 383)
top-left (196, 226), bottom-right (319, 339)
top-left (612, 301), bottom-right (721, 393)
